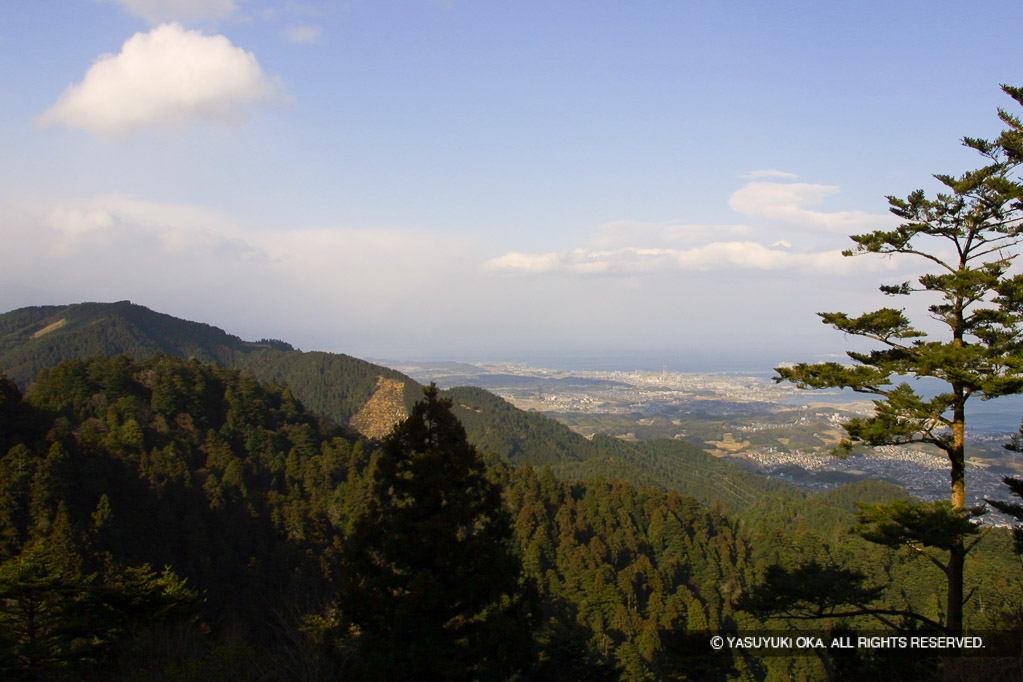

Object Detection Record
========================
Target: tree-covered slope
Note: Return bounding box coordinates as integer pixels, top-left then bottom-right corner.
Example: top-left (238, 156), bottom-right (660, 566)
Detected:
top-left (567, 436), bottom-right (801, 511)
top-left (0, 303), bottom-right (798, 507)
top-left (442, 385), bottom-right (804, 510)
top-left (0, 302), bottom-right (859, 512)
top-left (3, 354), bottom-right (1020, 679)
top-left (0, 301), bottom-right (253, 389)
top-left (0, 302), bottom-right (417, 427)
top-left (238, 348), bottom-right (420, 426)
top-left (0, 354), bottom-right (374, 678)
top-left (443, 385), bottom-right (598, 466)
top-left (0, 354), bottom-right (774, 679)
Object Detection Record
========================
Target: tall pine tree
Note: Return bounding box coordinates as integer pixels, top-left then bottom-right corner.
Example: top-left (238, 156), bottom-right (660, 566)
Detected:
top-left (776, 85), bottom-right (1023, 635)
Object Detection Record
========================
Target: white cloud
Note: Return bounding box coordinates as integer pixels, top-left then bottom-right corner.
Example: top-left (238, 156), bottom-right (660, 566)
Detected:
top-left (728, 181), bottom-right (894, 233)
top-left (284, 25), bottom-right (322, 44)
top-left (741, 169), bottom-right (799, 180)
top-left (36, 23), bottom-right (281, 137)
top-left (484, 242), bottom-right (893, 276)
top-left (36, 196), bottom-right (472, 285)
top-left (0, 192), bottom-right (910, 359)
top-left (485, 178), bottom-right (905, 278)
top-left (99, 0), bottom-right (239, 24)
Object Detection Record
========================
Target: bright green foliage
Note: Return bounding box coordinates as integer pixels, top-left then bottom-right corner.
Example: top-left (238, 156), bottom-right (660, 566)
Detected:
top-left (497, 463), bottom-right (755, 680)
top-left (338, 385), bottom-right (537, 681)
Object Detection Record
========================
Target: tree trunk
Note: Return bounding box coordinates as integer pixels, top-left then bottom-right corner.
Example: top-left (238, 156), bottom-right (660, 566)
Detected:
top-left (947, 540), bottom-right (965, 636)
top-left (947, 388), bottom-right (966, 635)
top-left (950, 415), bottom-right (966, 510)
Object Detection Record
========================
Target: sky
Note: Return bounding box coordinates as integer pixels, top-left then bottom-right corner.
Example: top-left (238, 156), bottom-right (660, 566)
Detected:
top-left (3, 0), bottom-right (1023, 368)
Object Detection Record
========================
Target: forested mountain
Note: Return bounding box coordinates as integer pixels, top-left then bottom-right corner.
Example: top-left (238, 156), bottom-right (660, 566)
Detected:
top-left (1, 354), bottom-right (1018, 680)
top-left (0, 301), bottom-right (255, 387)
top-left (3, 304), bottom-right (1022, 679)
top-left (0, 353), bottom-right (769, 679)
top-left (0, 301), bottom-right (417, 428)
top-left (0, 302), bottom-right (798, 510)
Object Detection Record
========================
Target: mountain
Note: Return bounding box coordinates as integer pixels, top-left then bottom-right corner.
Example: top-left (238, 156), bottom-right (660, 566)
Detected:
top-left (0, 301), bottom-right (803, 509)
top-left (3, 304), bottom-right (1015, 680)
top-left (0, 300), bottom-right (251, 386)
top-left (0, 301), bottom-right (418, 431)
top-left (0, 351), bottom-right (779, 679)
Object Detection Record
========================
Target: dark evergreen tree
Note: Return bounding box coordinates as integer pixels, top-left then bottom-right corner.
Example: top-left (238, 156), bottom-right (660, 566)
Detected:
top-left (987, 475), bottom-right (1023, 554)
top-left (0, 372), bottom-right (26, 452)
top-left (338, 384), bottom-right (538, 681)
top-left (0, 544), bottom-right (197, 681)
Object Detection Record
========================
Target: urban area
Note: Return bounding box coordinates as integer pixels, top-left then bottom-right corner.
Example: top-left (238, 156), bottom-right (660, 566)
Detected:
top-left (387, 359), bottom-right (1021, 509)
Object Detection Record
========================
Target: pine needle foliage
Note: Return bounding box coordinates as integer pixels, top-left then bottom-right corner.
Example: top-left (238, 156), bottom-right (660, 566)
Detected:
top-left (776, 85), bottom-right (1023, 635)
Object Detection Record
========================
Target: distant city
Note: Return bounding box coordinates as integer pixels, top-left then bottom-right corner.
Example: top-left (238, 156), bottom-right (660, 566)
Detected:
top-left (382, 359), bottom-right (1023, 511)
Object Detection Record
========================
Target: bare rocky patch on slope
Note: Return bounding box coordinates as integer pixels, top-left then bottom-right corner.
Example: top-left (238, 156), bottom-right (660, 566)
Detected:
top-left (349, 377), bottom-right (409, 439)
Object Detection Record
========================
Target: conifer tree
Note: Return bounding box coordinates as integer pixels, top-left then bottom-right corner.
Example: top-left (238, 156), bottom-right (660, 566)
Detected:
top-left (0, 372), bottom-right (25, 452)
top-left (776, 85), bottom-right (1023, 635)
top-left (339, 384), bottom-right (537, 681)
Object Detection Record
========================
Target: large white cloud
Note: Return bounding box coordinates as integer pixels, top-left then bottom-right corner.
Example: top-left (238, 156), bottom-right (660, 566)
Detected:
top-left (36, 23), bottom-right (280, 137)
top-left (99, 0), bottom-right (239, 24)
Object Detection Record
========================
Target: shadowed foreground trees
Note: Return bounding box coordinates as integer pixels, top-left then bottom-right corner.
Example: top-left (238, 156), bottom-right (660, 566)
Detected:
top-left (337, 384), bottom-right (539, 681)
top-left (0, 355), bottom-right (762, 679)
top-left (3, 352), bottom-right (1023, 678)
top-left (0, 546), bottom-right (197, 682)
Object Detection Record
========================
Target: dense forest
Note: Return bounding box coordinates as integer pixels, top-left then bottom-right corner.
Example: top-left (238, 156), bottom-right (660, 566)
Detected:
top-left (4, 304), bottom-right (1023, 679)
top-left (0, 351), bottom-right (1021, 680)
top-left (0, 303), bottom-right (811, 510)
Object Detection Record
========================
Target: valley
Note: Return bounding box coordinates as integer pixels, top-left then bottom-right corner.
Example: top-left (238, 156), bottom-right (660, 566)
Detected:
top-left (385, 359), bottom-right (1023, 507)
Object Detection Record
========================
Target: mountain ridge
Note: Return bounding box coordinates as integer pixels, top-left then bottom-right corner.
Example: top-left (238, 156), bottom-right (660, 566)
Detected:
top-left (0, 300), bottom-right (809, 509)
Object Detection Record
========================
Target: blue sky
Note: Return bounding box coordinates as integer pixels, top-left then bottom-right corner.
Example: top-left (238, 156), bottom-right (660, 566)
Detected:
top-left (2, 1), bottom-right (1023, 366)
